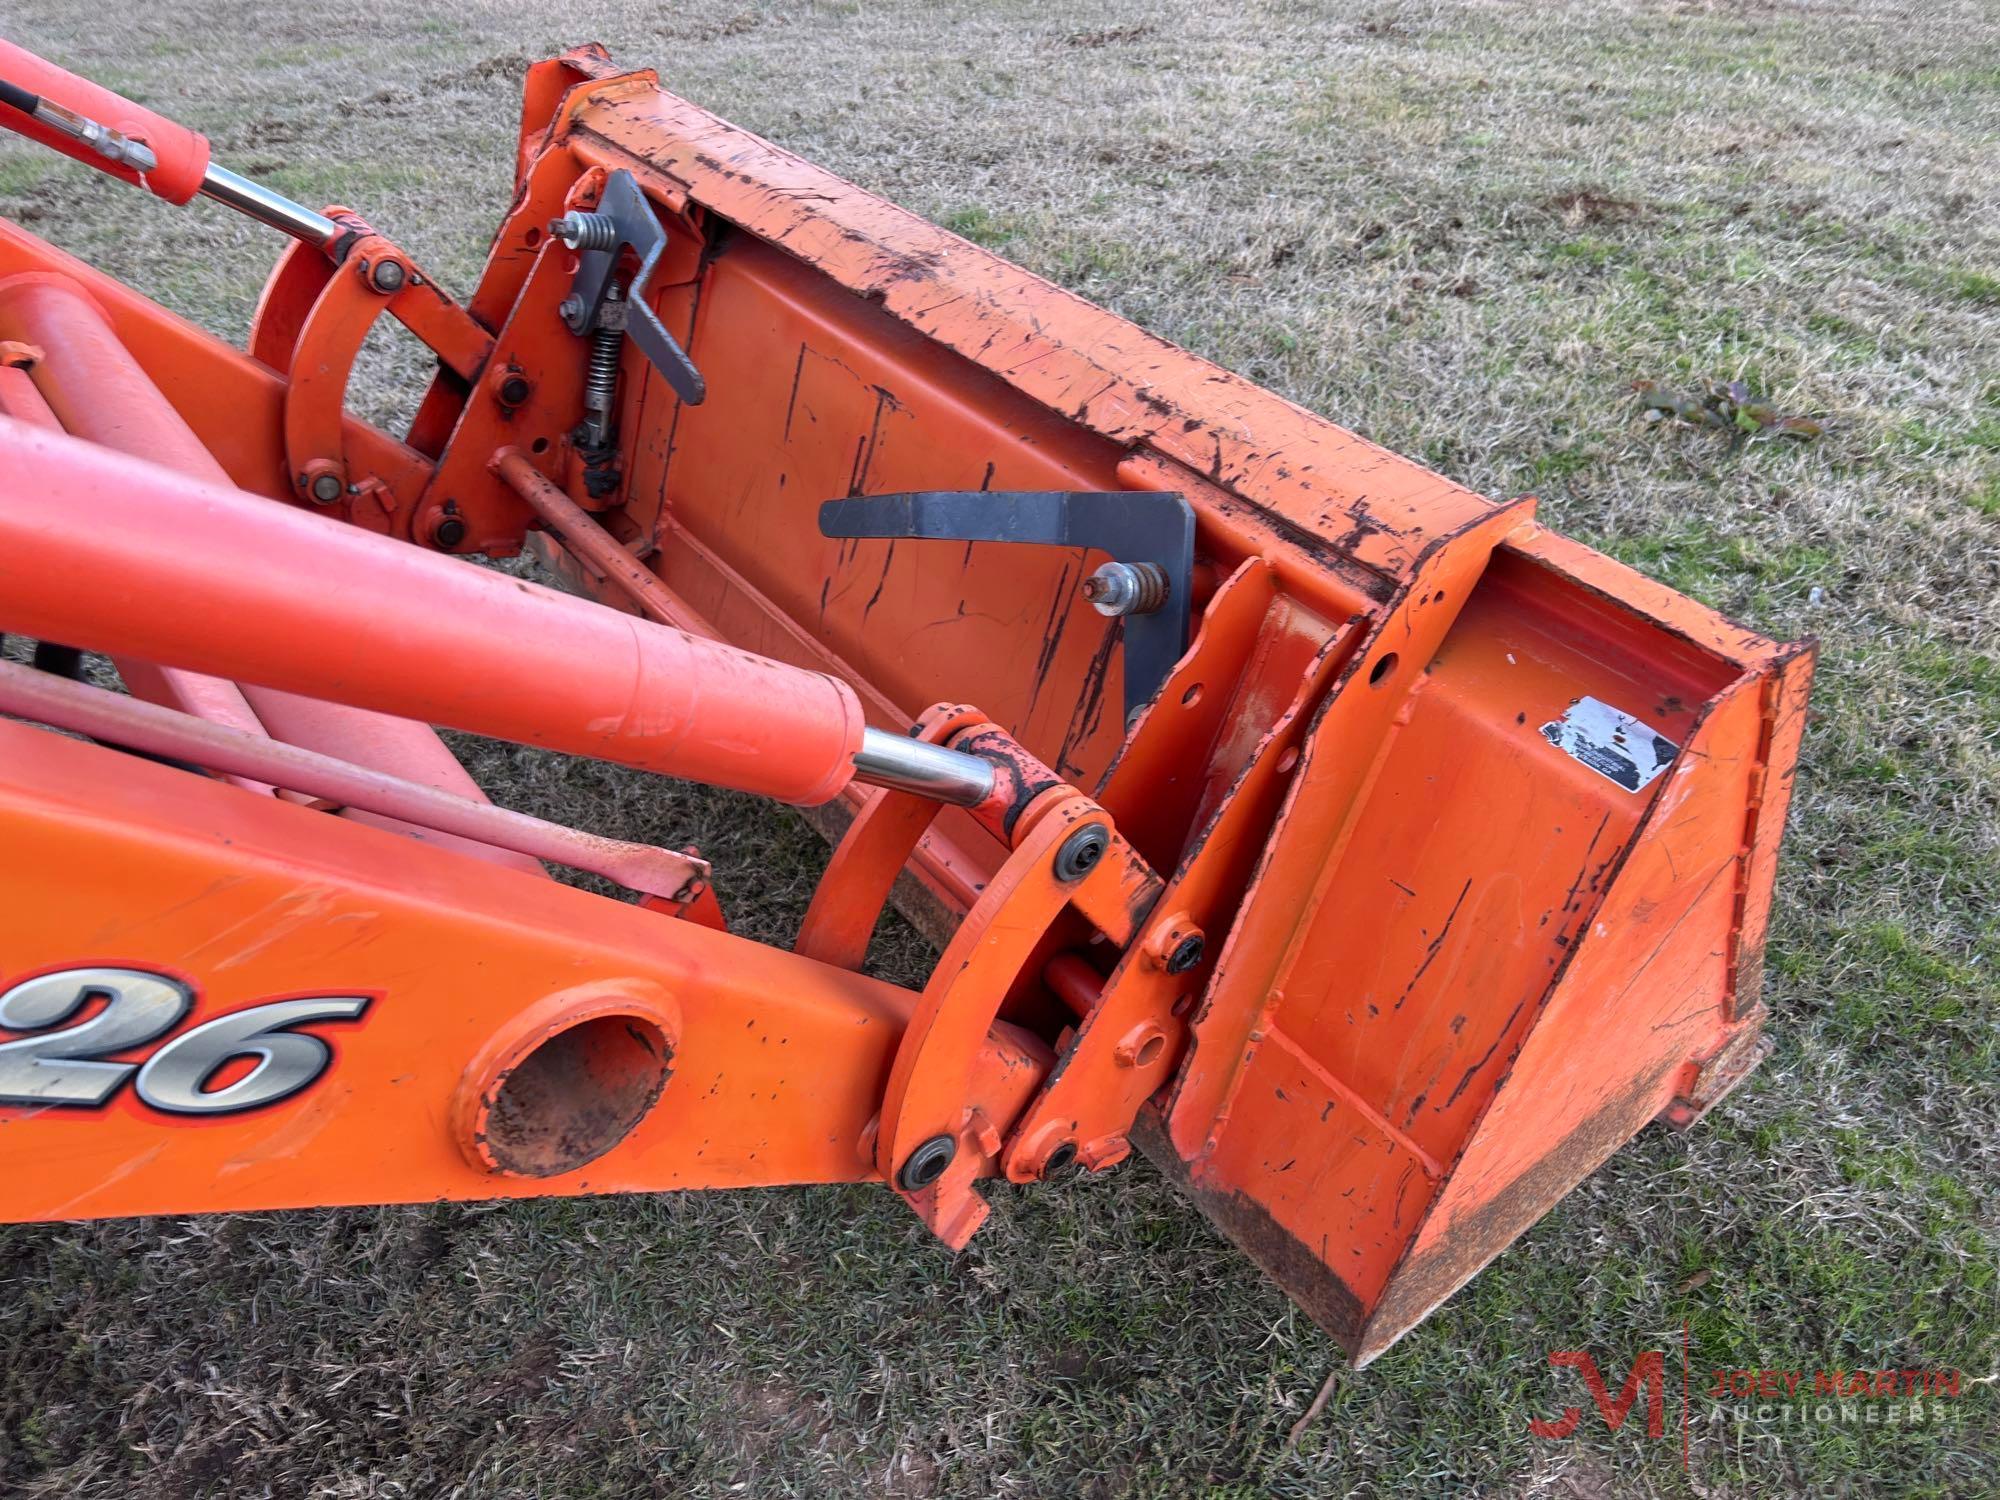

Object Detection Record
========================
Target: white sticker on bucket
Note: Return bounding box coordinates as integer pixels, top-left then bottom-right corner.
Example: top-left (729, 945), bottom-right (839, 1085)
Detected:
top-left (1540, 696), bottom-right (1679, 793)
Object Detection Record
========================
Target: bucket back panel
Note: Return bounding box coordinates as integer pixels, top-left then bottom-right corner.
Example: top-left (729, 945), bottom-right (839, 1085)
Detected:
top-left (633, 235), bottom-right (1138, 789)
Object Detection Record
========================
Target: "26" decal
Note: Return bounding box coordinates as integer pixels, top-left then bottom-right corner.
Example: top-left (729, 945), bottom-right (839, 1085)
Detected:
top-left (0, 967), bottom-right (368, 1114)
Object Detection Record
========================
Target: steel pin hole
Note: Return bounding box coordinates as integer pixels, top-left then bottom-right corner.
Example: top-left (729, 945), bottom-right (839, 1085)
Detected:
top-left (453, 988), bottom-right (678, 1179)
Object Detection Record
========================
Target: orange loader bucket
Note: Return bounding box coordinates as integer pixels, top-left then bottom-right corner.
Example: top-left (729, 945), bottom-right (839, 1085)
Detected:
top-left (0, 42), bottom-right (1809, 1365)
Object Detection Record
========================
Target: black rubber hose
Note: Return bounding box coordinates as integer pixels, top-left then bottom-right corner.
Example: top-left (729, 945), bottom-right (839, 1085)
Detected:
top-left (0, 79), bottom-right (42, 118)
top-left (30, 640), bottom-right (83, 679)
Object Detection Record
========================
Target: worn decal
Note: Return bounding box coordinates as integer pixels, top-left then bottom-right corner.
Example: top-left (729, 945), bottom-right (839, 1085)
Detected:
top-left (1540, 696), bottom-right (1678, 793)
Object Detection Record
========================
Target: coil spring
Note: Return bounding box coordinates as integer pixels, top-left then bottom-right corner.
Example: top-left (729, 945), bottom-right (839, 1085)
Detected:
top-left (1119, 562), bottom-right (1171, 615)
top-left (552, 210), bottom-right (620, 251)
top-left (583, 283), bottom-right (625, 439)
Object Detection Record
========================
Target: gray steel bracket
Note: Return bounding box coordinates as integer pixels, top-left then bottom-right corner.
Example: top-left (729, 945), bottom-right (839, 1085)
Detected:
top-left (818, 490), bottom-right (1195, 721)
top-left (560, 168), bottom-right (706, 405)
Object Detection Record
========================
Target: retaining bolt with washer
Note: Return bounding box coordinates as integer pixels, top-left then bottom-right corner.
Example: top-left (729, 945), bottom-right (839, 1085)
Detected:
top-left (1081, 560), bottom-right (1168, 617)
top-left (1053, 823), bottom-right (1110, 882)
top-left (898, 1133), bottom-right (956, 1192)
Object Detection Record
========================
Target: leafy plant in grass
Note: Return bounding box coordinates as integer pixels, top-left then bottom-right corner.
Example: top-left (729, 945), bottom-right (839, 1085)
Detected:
top-left (1633, 377), bottom-right (1824, 443)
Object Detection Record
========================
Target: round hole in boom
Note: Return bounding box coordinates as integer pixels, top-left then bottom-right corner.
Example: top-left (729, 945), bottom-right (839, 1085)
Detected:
top-left (480, 1013), bottom-right (672, 1178)
top-left (1368, 652), bottom-right (1399, 687)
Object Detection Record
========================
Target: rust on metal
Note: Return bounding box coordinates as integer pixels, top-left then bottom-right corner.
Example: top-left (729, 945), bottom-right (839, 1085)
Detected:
top-left (477, 1014), bottom-right (676, 1179)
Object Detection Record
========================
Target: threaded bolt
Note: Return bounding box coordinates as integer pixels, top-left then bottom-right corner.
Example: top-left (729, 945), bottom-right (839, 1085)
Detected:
top-left (1082, 561), bottom-right (1169, 617)
top-left (548, 211), bottom-right (620, 251)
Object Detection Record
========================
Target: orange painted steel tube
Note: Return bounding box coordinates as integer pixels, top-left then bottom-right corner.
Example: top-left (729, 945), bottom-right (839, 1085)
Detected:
top-left (0, 418), bottom-right (868, 806)
top-left (0, 362), bottom-right (59, 430)
top-left (0, 273), bottom-right (228, 473)
top-left (1044, 953), bottom-right (1105, 1019)
top-left (237, 693), bottom-right (546, 875)
top-left (493, 446), bottom-right (714, 636)
top-left (0, 272), bottom-right (296, 743)
top-left (0, 660), bottom-right (707, 900)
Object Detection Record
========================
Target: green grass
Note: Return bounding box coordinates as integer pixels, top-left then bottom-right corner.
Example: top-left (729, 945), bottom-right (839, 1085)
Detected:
top-left (1, 1), bottom-right (1996, 1495)
top-left (1945, 267), bottom-right (2000, 307)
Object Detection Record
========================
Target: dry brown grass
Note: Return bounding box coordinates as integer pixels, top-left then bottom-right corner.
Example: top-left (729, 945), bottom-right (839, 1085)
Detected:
top-left (1, 1), bottom-right (1996, 1495)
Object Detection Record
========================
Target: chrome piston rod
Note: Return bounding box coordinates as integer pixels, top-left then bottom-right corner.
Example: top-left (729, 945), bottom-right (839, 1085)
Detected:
top-left (852, 728), bottom-right (993, 806)
top-left (198, 163), bottom-right (339, 247)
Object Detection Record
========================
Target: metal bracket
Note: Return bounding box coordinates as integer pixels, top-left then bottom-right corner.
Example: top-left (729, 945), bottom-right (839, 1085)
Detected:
top-left (818, 490), bottom-right (1195, 721)
top-left (559, 169), bottom-right (705, 405)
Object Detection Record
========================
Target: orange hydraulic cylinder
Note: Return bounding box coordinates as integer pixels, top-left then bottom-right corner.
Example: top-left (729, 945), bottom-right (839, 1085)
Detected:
top-left (0, 418), bottom-right (868, 806)
top-left (0, 272), bottom-right (274, 770)
top-left (0, 270), bottom-right (538, 868)
top-left (0, 42), bottom-right (211, 204)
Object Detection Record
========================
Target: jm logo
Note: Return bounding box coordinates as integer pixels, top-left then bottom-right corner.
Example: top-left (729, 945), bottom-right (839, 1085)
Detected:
top-left (1529, 1350), bottom-right (1669, 1441)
